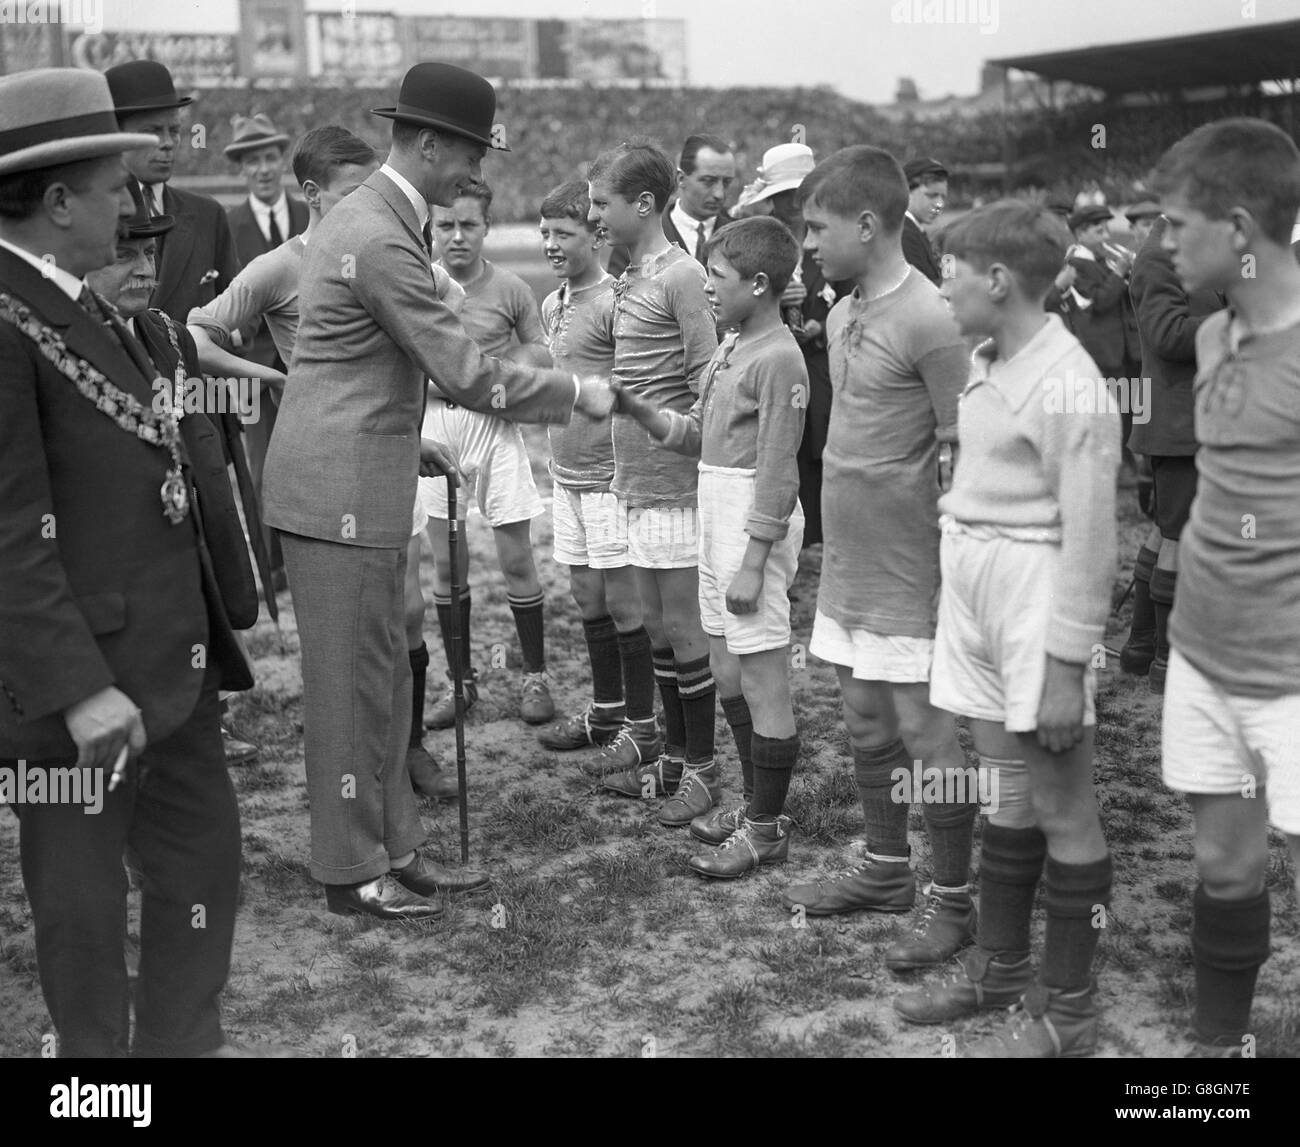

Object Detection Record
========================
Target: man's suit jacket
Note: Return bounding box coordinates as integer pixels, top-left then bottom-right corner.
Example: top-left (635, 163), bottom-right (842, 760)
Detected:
top-left (263, 169), bottom-right (581, 551)
top-left (902, 214), bottom-right (943, 286)
top-left (0, 248), bottom-right (253, 761)
top-left (607, 203), bottom-right (737, 278)
top-left (1067, 249), bottom-right (1142, 373)
top-left (226, 195), bottom-right (309, 367)
top-left (150, 182), bottom-right (242, 324)
top-left (1127, 217), bottom-right (1221, 458)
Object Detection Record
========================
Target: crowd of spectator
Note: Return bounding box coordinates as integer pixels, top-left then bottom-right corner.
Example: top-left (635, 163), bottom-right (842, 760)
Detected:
top-left (174, 82), bottom-right (1300, 220)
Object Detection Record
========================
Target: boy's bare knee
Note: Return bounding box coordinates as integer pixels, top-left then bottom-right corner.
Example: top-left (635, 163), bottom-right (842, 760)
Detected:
top-left (1195, 836), bottom-right (1267, 899)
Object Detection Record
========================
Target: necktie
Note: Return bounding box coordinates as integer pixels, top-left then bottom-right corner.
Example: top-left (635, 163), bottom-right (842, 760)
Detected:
top-left (77, 284), bottom-right (110, 325)
top-left (266, 207), bottom-right (283, 248)
top-left (148, 184), bottom-right (164, 214)
top-left (421, 218), bottom-right (433, 257)
top-left (693, 220), bottom-right (708, 264)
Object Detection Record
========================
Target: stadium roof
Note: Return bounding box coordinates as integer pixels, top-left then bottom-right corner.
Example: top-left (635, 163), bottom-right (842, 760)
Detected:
top-left (989, 19), bottom-right (1300, 95)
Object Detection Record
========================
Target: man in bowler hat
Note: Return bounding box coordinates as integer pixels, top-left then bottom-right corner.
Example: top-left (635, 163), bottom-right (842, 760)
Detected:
top-left (0, 68), bottom-right (287, 1057)
top-left (106, 59), bottom-right (242, 325)
top-left (262, 62), bottom-right (615, 920)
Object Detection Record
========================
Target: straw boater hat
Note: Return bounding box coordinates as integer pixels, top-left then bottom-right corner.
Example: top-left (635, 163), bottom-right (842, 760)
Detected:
top-left (0, 69), bottom-right (160, 179)
top-left (735, 143), bottom-right (815, 211)
top-left (224, 113), bottom-right (291, 160)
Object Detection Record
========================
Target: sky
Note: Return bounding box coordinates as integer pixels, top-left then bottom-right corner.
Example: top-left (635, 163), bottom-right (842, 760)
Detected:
top-left (69, 0), bottom-right (1300, 104)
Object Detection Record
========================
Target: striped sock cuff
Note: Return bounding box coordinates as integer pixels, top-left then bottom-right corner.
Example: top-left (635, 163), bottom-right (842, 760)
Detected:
top-left (676, 654), bottom-right (714, 699)
top-left (652, 647), bottom-right (676, 684)
top-left (433, 590), bottom-right (470, 607)
top-left (507, 591), bottom-right (545, 611)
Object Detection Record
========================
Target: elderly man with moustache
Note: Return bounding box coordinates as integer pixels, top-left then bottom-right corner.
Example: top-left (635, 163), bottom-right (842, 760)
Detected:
top-left (262, 62), bottom-right (615, 921)
top-left (0, 68), bottom-right (288, 1058)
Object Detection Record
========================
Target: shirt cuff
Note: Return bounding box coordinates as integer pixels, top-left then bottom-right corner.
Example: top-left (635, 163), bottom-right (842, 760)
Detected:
top-left (1045, 614), bottom-right (1104, 665)
top-left (745, 512), bottom-right (791, 543)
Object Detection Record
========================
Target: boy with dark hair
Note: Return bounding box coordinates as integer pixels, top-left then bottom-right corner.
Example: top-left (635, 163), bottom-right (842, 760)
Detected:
top-left (614, 216), bottom-right (806, 875)
top-left (534, 180), bottom-right (657, 754)
top-left (894, 200), bottom-right (1119, 1057)
top-left (587, 138), bottom-right (721, 823)
top-left (779, 146), bottom-right (979, 972)
top-left (419, 181), bottom-right (557, 729)
top-left (1151, 118), bottom-right (1300, 1056)
top-left (902, 156), bottom-right (948, 285)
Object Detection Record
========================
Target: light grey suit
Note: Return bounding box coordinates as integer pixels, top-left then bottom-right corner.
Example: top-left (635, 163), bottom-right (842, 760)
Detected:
top-left (263, 169), bottom-right (578, 884)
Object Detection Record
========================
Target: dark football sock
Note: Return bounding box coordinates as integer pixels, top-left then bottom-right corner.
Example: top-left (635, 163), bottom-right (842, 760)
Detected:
top-left (434, 590), bottom-right (473, 674)
top-left (617, 625), bottom-right (656, 722)
top-left (851, 739), bottom-right (912, 859)
top-left (653, 647), bottom-right (685, 749)
top-left (582, 615), bottom-right (623, 705)
top-left (750, 732), bottom-right (798, 819)
top-left (408, 641), bottom-right (429, 748)
top-left (508, 591), bottom-right (545, 674)
top-left (1130, 544), bottom-right (1158, 636)
top-left (676, 654), bottom-right (716, 763)
top-left (720, 693), bottom-right (754, 802)
top-left (975, 822), bottom-right (1046, 954)
top-left (1150, 568), bottom-right (1176, 663)
top-left (1040, 853), bottom-right (1113, 991)
top-left (1192, 883), bottom-right (1270, 1045)
top-left (921, 796), bottom-right (976, 889)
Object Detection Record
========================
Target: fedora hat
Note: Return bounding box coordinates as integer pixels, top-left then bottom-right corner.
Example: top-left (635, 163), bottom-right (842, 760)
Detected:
top-left (106, 59), bottom-right (194, 117)
top-left (0, 69), bottom-right (161, 179)
top-left (372, 62), bottom-right (509, 151)
top-left (119, 177), bottom-right (174, 240)
top-left (735, 143), bottom-right (815, 210)
top-left (224, 113), bottom-right (291, 160)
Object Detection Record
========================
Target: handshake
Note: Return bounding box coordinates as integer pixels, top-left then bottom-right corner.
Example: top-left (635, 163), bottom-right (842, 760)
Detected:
top-left (574, 375), bottom-right (622, 420)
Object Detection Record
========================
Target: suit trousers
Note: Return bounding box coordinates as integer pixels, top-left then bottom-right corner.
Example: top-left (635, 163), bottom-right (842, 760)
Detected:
top-left (279, 532), bottom-right (425, 883)
top-left (13, 671), bottom-right (239, 1057)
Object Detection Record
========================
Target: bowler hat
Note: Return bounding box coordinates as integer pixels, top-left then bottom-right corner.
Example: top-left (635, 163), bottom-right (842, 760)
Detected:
top-left (120, 178), bottom-right (174, 240)
top-left (735, 143), bottom-right (815, 210)
top-left (904, 157), bottom-right (948, 187)
top-left (1068, 204), bottom-right (1114, 230)
top-left (106, 59), bottom-right (194, 117)
top-left (372, 62), bottom-right (509, 151)
top-left (224, 113), bottom-right (291, 160)
top-left (0, 69), bottom-right (161, 179)
top-left (1124, 199), bottom-right (1162, 224)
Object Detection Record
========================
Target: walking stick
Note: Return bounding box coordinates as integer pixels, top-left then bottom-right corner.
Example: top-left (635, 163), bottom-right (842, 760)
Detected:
top-left (446, 478), bottom-right (470, 865)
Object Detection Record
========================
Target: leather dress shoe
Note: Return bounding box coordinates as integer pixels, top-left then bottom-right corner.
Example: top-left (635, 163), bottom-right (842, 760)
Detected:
top-left (407, 744), bottom-right (460, 801)
top-left (198, 1040), bottom-right (305, 1058)
top-left (393, 852), bottom-right (491, 896)
top-left (324, 873), bottom-right (443, 920)
top-left (221, 724), bottom-right (259, 767)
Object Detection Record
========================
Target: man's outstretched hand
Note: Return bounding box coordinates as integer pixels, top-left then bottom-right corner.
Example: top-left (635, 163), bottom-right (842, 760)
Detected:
top-left (419, 438), bottom-right (460, 483)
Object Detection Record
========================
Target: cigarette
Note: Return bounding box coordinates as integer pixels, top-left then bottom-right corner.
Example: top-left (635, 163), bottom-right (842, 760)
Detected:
top-left (108, 744), bottom-right (129, 793)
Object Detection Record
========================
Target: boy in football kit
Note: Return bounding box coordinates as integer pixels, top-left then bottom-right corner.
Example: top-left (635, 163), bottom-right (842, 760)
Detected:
top-left (894, 201), bottom-right (1119, 1058)
top-left (533, 180), bottom-right (659, 755)
top-left (778, 147), bottom-right (980, 973)
top-left (1152, 119), bottom-right (1300, 1057)
top-left (614, 216), bottom-right (806, 877)
top-left (418, 183), bottom-right (556, 729)
top-left (586, 139), bottom-right (722, 827)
